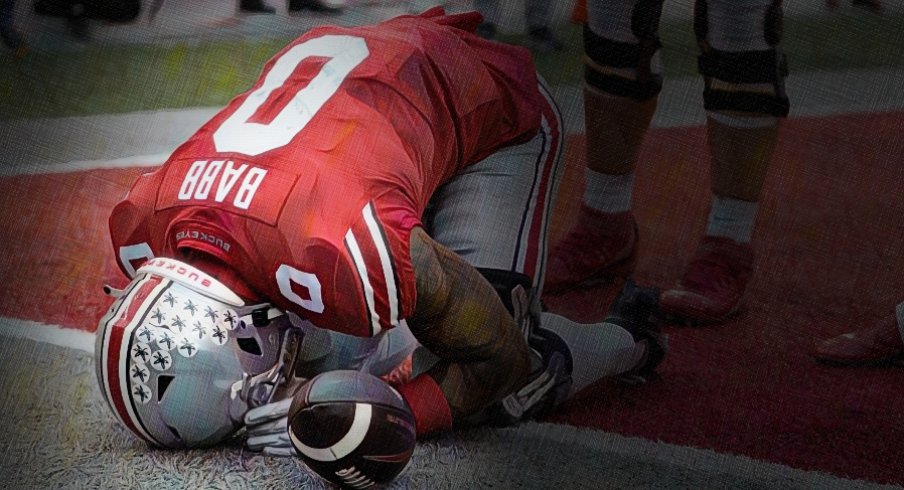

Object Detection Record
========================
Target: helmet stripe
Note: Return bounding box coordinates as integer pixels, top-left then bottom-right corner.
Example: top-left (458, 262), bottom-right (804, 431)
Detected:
top-left (102, 275), bottom-right (167, 446)
top-left (97, 279), bottom-right (139, 415)
top-left (99, 274), bottom-right (152, 427)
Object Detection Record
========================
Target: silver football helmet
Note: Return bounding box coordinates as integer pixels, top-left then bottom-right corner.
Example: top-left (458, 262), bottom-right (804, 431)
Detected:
top-left (95, 257), bottom-right (301, 448)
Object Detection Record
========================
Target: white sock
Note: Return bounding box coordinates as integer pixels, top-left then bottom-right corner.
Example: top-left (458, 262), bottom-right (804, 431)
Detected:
top-left (705, 195), bottom-right (758, 243)
top-left (583, 170), bottom-right (634, 214)
top-left (540, 312), bottom-right (644, 396)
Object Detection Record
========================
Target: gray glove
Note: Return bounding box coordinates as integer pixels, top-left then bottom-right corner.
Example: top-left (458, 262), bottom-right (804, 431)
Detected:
top-left (244, 398), bottom-right (298, 457)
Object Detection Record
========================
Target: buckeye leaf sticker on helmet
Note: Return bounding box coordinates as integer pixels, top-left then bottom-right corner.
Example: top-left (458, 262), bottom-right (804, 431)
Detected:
top-left (95, 257), bottom-right (294, 448)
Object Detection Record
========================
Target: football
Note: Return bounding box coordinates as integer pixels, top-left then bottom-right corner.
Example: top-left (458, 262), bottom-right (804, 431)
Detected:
top-left (287, 370), bottom-right (417, 488)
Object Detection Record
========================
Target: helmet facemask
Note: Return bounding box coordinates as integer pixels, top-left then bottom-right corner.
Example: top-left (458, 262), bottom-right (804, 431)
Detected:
top-left (95, 257), bottom-right (302, 448)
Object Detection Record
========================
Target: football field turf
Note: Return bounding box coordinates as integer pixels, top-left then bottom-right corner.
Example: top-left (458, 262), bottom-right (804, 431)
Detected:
top-left (2, 2), bottom-right (904, 488)
top-left (1, 109), bottom-right (903, 488)
top-left (2, 323), bottom-right (895, 489)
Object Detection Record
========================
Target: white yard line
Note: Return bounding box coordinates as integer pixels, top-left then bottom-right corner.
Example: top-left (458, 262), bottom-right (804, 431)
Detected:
top-left (2, 68), bottom-right (902, 175)
top-left (0, 107), bottom-right (217, 174)
top-left (0, 153), bottom-right (171, 176)
top-left (0, 317), bottom-right (94, 353)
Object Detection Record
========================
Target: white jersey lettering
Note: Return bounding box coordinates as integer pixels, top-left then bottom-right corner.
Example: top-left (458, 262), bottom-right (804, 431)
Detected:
top-left (176, 160), bottom-right (267, 210)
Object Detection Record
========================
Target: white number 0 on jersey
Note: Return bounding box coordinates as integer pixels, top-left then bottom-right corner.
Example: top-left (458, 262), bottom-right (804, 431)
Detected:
top-left (119, 42), bottom-right (366, 314)
top-left (209, 35), bottom-right (368, 314)
top-left (212, 35), bottom-right (369, 156)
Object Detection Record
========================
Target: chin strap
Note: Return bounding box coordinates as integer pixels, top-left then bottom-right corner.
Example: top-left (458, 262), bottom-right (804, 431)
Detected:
top-left (234, 304), bottom-right (300, 405)
top-left (238, 303), bottom-right (300, 404)
top-left (229, 325), bottom-right (306, 422)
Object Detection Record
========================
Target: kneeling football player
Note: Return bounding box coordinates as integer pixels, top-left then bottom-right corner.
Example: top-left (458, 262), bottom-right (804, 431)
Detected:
top-left (95, 8), bottom-right (665, 458)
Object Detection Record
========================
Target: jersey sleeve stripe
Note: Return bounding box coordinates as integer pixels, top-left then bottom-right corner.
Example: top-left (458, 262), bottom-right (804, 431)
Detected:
top-left (344, 229), bottom-right (382, 336)
top-left (362, 202), bottom-right (401, 328)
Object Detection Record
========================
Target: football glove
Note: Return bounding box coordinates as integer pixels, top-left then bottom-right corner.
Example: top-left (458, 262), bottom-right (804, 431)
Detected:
top-left (487, 327), bottom-right (574, 426)
top-left (244, 397), bottom-right (298, 457)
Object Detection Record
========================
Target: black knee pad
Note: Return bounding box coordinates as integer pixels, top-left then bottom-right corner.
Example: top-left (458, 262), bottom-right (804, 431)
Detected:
top-left (698, 47), bottom-right (789, 116)
top-left (583, 20), bottom-right (663, 101)
top-left (694, 0), bottom-right (790, 117)
top-left (476, 268), bottom-right (534, 318)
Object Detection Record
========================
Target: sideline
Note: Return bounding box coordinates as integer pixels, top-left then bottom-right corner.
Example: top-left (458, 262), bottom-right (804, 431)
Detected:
top-left (10, 0), bottom-right (904, 50)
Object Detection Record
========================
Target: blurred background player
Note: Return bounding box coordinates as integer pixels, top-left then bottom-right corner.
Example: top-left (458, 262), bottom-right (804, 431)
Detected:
top-left (473, 0), bottom-right (563, 52)
top-left (546, 0), bottom-right (789, 324)
top-left (814, 303), bottom-right (904, 366)
top-left (286, 0), bottom-right (343, 14)
top-left (0, 0), bottom-right (26, 57)
top-left (239, 0), bottom-right (276, 14)
top-left (33, 0), bottom-right (140, 40)
top-left (238, 0), bottom-right (343, 15)
top-left (825, 0), bottom-right (883, 13)
top-left (33, 0), bottom-right (90, 39)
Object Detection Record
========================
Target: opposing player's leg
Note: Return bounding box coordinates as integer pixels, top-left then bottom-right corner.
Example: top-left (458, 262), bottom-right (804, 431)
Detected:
top-left (545, 0), bottom-right (663, 294)
top-left (660, 0), bottom-right (788, 323)
top-left (814, 302), bottom-right (904, 366)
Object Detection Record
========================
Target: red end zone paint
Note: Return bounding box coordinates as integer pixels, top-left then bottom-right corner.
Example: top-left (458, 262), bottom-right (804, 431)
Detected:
top-left (0, 167), bottom-right (151, 330)
top-left (545, 111), bottom-right (904, 485)
top-left (2, 112), bottom-right (904, 483)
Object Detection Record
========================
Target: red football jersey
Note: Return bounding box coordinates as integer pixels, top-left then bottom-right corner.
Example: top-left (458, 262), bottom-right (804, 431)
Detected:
top-left (110, 8), bottom-right (543, 337)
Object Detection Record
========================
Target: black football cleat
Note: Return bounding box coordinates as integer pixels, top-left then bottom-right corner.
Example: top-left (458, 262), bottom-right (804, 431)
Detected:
top-left (288, 0), bottom-right (342, 15)
top-left (605, 279), bottom-right (667, 384)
